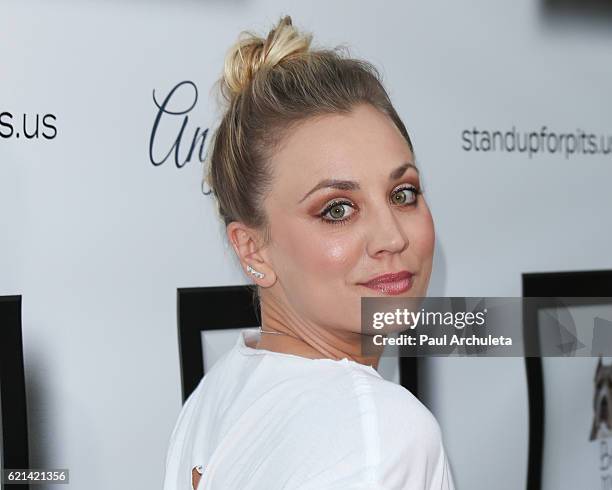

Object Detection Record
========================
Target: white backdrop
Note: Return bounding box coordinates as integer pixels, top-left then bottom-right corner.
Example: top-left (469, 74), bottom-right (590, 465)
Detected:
top-left (1, 1), bottom-right (611, 489)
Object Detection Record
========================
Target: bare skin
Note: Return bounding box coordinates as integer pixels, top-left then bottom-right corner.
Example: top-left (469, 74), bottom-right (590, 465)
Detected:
top-left (227, 102), bottom-right (435, 371)
top-left (192, 467), bottom-right (200, 489)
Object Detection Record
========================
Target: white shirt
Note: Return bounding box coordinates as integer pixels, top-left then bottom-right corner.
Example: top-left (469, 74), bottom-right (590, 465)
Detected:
top-left (163, 328), bottom-right (455, 490)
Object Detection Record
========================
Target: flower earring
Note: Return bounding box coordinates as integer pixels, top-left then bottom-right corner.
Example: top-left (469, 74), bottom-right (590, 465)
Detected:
top-left (246, 264), bottom-right (265, 279)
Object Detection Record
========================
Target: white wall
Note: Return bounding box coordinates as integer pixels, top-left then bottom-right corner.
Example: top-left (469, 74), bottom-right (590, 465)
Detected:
top-left (1, 1), bottom-right (611, 488)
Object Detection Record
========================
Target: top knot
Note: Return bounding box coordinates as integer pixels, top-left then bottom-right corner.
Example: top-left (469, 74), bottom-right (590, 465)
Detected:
top-left (220, 15), bottom-right (313, 101)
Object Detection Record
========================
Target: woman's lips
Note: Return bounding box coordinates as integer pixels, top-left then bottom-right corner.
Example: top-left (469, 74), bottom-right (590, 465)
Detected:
top-left (359, 271), bottom-right (414, 295)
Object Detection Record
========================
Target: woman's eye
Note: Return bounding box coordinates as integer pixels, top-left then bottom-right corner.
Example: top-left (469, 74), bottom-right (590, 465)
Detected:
top-left (392, 186), bottom-right (419, 205)
top-left (321, 202), bottom-right (354, 222)
top-left (318, 185), bottom-right (420, 226)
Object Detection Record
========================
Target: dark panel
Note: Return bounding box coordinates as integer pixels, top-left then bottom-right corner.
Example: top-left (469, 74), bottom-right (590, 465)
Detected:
top-left (0, 295), bottom-right (30, 490)
top-left (522, 269), bottom-right (612, 490)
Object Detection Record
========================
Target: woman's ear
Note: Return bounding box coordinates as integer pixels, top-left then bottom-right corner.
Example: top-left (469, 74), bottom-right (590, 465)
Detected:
top-left (226, 221), bottom-right (276, 287)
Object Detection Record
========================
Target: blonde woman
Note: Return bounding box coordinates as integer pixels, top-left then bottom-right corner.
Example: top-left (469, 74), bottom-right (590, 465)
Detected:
top-left (163, 15), bottom-right (455, 490)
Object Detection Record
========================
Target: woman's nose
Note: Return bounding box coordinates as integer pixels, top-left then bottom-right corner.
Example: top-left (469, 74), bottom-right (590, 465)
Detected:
top-left (365, 204), bottom-right (408, 257)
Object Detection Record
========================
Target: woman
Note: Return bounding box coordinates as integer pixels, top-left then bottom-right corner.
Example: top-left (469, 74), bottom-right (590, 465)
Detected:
top-left (163, 15), bottom-right (455, 490)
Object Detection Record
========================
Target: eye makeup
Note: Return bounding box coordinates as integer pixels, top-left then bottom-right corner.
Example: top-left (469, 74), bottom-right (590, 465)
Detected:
top-left (317, 182), bottom-right (423, 226)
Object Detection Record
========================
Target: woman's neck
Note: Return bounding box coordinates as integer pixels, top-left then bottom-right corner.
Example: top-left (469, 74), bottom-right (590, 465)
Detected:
top-left (254, 326), bottom-right (381, 370)
top-left (255, 292), bottom-right (383, 369)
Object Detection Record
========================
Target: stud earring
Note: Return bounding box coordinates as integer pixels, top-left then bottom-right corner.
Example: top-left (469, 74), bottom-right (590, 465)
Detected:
top-left (246, 264), bottom-right (265, 279)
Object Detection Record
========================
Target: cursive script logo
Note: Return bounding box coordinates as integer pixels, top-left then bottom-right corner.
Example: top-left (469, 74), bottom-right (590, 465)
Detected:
top-left (149, 80), bottom-right (209, 171)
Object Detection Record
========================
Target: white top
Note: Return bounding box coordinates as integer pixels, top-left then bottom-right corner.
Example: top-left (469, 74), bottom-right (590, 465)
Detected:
top-left (163, 328), bottom-right (455, 490)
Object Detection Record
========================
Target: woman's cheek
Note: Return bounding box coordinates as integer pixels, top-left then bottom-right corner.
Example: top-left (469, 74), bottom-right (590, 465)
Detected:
top-left (307, 235), bottom-right (357, 273)
top-left (285, 204), bottom-right (362, 272)
top-left (417, 222), bottom-right (435, 256)
top-left (411, 209), bottom-right (435, 255)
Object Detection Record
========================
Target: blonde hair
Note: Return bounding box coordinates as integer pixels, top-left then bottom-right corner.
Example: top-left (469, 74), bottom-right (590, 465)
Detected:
top-left (204, 14), bottom-right (414, 246)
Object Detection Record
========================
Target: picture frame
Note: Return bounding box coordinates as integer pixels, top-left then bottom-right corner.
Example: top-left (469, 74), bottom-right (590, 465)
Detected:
top-left (0, 295), bottom-right (30, 490)
top-left (523, 269), bottom-right (612, 490)
top-left (176, 285), bottom-right (418, 402)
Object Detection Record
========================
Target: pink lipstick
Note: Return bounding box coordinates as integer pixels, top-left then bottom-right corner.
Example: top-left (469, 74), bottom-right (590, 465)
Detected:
top-left (359, 271), bottom-right (414, 295)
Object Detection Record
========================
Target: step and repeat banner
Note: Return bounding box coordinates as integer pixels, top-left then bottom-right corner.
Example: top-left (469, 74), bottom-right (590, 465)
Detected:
top-left (1, 1), bottom-right (611, 489)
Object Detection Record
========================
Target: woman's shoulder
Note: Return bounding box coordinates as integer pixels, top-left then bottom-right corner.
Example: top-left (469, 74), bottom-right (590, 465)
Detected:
top-left (369, 376), bottom-right (440, 427)
top-left (352, 375), bottom-right (450, 488)
top-left (371, 378), bottom-right (443, 447)
top-left (283, 368), bottom-right (452, 489)
top-left (322, 363), bottom-right (438, 420)
top-left (293, 363), bottom-right (443, 444)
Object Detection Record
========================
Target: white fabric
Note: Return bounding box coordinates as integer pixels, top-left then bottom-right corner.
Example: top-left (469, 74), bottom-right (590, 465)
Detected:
top-left (163, 328), bottom-right (456, 490)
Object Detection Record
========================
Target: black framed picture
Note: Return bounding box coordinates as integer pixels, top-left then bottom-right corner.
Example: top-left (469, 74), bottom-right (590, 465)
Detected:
top-left (523, 269), bottom-right (612, 490)
top-left (176, 285), bottom-right (418, 402)
top-left (0, 295), bottom-right (30, 490)
top-left (543, 0), bottom-right (612, 11)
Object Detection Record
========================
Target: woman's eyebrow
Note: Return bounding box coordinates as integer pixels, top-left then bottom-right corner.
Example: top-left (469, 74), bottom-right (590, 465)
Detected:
top-left (298, 162), bottom-right (418, 203)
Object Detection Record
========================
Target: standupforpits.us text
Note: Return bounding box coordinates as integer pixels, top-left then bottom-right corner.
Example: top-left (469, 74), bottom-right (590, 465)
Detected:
top-left (461, 126), bottom-right (612, 159)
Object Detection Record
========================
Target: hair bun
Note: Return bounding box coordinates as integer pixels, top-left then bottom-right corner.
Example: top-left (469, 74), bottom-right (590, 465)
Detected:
top-left (221, 15), bottom-right (313, 100)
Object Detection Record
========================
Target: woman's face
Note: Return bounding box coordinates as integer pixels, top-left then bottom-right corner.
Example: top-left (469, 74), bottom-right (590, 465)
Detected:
top-left (259, 102), bottom-right (435, 335)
